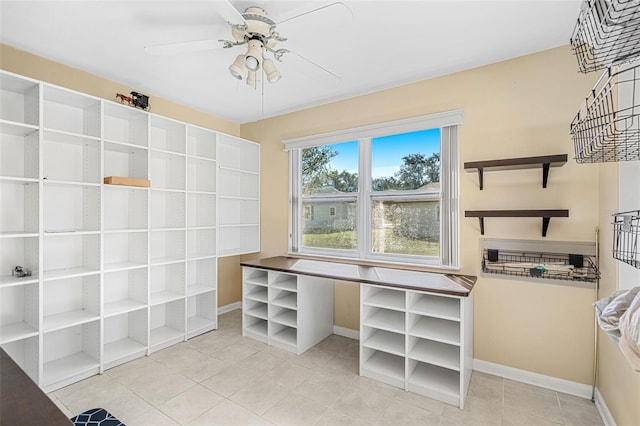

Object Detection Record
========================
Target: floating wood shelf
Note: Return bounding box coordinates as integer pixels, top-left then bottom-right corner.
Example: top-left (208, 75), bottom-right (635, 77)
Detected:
top-left (464, 154), bottom-right (567, 189)
top-left (465, 209), bottom-right (569, 237)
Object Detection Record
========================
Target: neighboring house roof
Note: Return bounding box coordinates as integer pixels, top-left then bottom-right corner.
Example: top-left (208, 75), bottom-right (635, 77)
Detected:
top-left (313, 186), bottom-right (342, 194)
top-left (419, 181), bottom-right (440, 191)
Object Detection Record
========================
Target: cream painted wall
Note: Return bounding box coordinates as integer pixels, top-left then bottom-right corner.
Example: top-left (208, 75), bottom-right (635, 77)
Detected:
top-left (597, 163), bottom-right (640, 425)
top-left (0, 44), bottom-right (242, 307)
top-left (241, 45), bottom-right (602, 385)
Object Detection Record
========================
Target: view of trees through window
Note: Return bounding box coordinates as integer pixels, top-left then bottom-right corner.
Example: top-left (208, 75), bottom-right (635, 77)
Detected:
top-left (300, 129), bottom-right (441, 257)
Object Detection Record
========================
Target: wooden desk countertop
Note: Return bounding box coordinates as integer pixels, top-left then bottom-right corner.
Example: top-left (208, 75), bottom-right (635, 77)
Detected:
top-left (1, 349), bottom-right (72, 425)
top-left (240, 256), bottom-right (476, 296)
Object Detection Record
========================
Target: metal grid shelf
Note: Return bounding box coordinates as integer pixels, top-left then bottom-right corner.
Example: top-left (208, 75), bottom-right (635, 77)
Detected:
top-left (570, 0), bottom-right (640, 74)
top-left (570, 64), bottom-right (640, 163)
top-left (613, 209), bottom-right (640, 268)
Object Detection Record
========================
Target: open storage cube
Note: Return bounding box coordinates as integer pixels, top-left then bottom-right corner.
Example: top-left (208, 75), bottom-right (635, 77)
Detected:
top-left (0, 282), bottom-right (39, 344)
top-left (218, 135), bottom-right (259, 172)
top-left (151, 190), bottom-right (185, 229)
top-left (1, 72), bottom-right (39, 126)
top-left (187, 158), bottom-right (216, 193)
top-left (43, 131), bottom-right (100, 184)
top-left (243, 314), bottom-right (268, 344)
top-left (1, 335), bottom-right (39, 383)
top-left (150, 299), bottom-right (185, 352)
top-left (407, 360), bottom-right (460, 407)
top-left (0, 236), bottom-right (39, 286)
top-left (103, 309), bottom-right (148, 370)
top-left (43, 234), bottom-right (100, 280)
top-left (43, 86), bottom-right (100, 138)
top-left (104, 141), bottom-right (148, 181)
top-left (0, 180), bottom-right (38, 235)
top-left (44, 183), bottom-right (100, 233)
top-left (150, 262), bottom-right (185, 306)
top-left (218, 168), bottom-right (258, 199)
top-left (42, 320), bottom-right (100, 392)
top-left (151, 230), bottom-right (185, 265)
top-left (187, 257), bottom-right (216, 297)
top-left (187, 193), bottom-right (216, 228)
top-left (150, 150), bottom-right (185, 190)
top-left (43, 274), bottom-right (100, 333)
top-left (104, 102), bottom-right (148, 147)
top-left (218, 198), bottom-right (259, 226)
top-left (0, 125), bottom-right (38, 180)
top-left (151, 115), bottom-right (185, 154)
top-left (187, 126), bottom-right (216, 160)
top-left (104, 231), bottom-right (148, 271)
top-left (360, 347), bottom-right (405, 389)
top-left (104, 268), bottom-right (148, 317)
top-left (187, 291), bottom-right (216, 338)
top-left (218, 226), bottom-right (259, 257)
top-left (104, 186), bottom-right (148, 231)
top-left (188, 228), bottom-right (216, 259)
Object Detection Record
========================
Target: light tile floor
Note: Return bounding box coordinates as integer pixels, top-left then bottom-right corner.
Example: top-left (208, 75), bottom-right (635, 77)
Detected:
top-left (50, 309), bottom-right (604, 426)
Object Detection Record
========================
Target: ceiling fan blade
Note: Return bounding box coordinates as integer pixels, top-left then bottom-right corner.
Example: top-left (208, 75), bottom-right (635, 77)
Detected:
top-left (211, 0), bottom-right (247, 28)
top-left (287, 49), bottom-right (341, 81)
top-left (144, 39), bottom-right (221, 55)
top-left (276, 2), bottom-right (353, 26)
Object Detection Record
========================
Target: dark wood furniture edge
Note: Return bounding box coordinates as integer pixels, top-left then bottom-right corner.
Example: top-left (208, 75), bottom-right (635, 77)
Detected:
top-left (240, 256), bottom-right (477, 297)
top-left (464, 209), bottom-right (569, 237)
top-left (464, 154), bottom-right (568, 189)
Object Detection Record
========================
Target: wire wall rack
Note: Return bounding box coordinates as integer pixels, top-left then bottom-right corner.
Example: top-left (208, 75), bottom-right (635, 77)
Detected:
top-left (613, 209), bottom-right (640, 268)
top-left (570, 63), bottom-right (640, 163)
top-left (570, 0), bottom-right (640, 74)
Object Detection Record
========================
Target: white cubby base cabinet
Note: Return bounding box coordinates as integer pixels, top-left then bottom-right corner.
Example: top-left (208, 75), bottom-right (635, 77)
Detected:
top-left (242, 267), bottom-right (334, 355)
top-left (0, 70), bottom-right (261, 393)
top-left (360, 284), bottom-right (473, 409)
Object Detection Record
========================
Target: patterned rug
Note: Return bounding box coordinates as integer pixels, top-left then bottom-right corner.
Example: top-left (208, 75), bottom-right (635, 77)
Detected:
top-left (71, 408), bottom-right (125, 426)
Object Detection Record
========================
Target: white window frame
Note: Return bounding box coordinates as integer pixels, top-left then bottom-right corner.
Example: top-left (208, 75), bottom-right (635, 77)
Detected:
top-left (285, 110), bottom-right (462, 268)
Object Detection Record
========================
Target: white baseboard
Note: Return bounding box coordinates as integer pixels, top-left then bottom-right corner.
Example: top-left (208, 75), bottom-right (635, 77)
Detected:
top-left (219, 301), bottom-right (242, 315)
top-left (333, 326), bottom-right (359, 340)
top-left (594, 388), bottom-right (616, 426)
top-left (473, 359), bottom-right (593, 399)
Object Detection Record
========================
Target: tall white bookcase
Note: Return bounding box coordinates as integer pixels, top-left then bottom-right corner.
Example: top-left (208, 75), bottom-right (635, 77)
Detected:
top-left (0, 70), bottom-right (260, 392)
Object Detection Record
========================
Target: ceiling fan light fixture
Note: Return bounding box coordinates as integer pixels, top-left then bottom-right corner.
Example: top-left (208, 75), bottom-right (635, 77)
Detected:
top-left (229, 54), bottom-right (247, 80)
top-left (262, 58), bottom-right (281, 83)
top-left (246, 70), bottom-right (259, 88)
top-left (244, 39), bottom-right (263, 71)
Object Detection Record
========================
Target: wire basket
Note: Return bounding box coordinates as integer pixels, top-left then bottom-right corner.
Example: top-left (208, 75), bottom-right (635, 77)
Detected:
top-left (613, 210), bottom-right (640, 268)
top-left (570, 0), bottom-right (640, 74)
top-left (570, 64), bottom-right (640, 163)
top-left (482, 249), bottom-right (599, 283)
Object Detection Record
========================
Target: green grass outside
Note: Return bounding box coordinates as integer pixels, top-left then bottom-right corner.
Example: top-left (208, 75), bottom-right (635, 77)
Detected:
top-left (303, 229), bottom-right (439, 257)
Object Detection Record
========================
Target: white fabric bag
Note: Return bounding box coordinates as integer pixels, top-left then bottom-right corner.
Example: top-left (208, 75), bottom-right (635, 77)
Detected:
top-left (619, 290), bottom-right (640, 372)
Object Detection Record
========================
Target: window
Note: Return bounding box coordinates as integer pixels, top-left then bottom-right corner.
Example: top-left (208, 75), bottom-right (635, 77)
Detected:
top-left (285, 110), bottom-right (461, 267)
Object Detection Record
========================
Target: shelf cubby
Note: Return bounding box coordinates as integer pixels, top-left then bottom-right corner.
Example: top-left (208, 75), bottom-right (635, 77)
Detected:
top-left (187, 291), bottom-right (216, 339)
top-left (187, 126), bottom-right (216, 160)
top-left (408, 315), bottom-right (461, 346)
top-left (104, 141), bottom-right (148, 181)
top-left (104, 268), bottom-right (148, 317)
top-left (150, 262), bottom-right (185, 306)
top-left (43, 234), bottom-right (100, 280)
top-left (270, 323), bottom-right (297, 351)
top-left (43, 85), bottom-right (100, 138)
top-left (42, 321), bottom-right (101, 392)
top-left (187, 228), bottom-right (216, 259)
top-left (187, 193), bottom-right (216, 228)
top-left (103, 309), bottom-right (148, 370)
top-left (150, 229), bottom-right (185, 265)
top-left (43, 183), bottom-right (100, 233)
top-left (407, 360), bottom-right (460, 407)
top-left (243, 315), bottom-right (268, 343)
top-left (103, 186), bottom-right (148, 231)
top-left (0, 180), bottom-right (38, 235)
top-left (0, 72), bottom-right (39, 126)
top-left (218, 198), bottom-right (259, 226)
top-left (360, 347), bottom-right (405, 389)
top-left (217, 134), bottom-right (259, 173)
top-left (218, 225), bottom-right (259, 257)
top-left (150, 150), bottom-right (185, 191)
top-left (362, 305), bottom-right (405, 334)
top-left (43, 131), bottom-right (101, 184)
top-left (269, 273), bottom-right (297, 292)
top-left (151, 115), bottom-right (186, 154)
top-left (150, 300), bottom-right (185, 353)
top-left (0, 283), bottom-right (39, 344)
top-left (245, 285), bottom-right (268, 303)
top-left (0, 237), bottom-right (38, 287)
top-left (408, 337), bottom-right (460, 371)
top-left (42, 275), bottom-right (100, 333)
top-left (103, 102), bottom-right (148, 147)
top-left (186, 257), bottom-right (216, 297)
top-left (362, 285), bottom-right (406, 311)
top-left (244, 268), bottom-right (268, 286)
top-left (151, 190), bottom-right (185, 229)
top-left (362, 327), bottom-right (405, 357)
top-left (0, 124), bottom-right (38, 180)
top-left (1, 335), bottom-right (39, 383)
top-left (270, 288), bottom-right (297, 310)
top-left (103, 231), bottom-right (148, 271)
top-left (244, 300), bottom-right (268, 320)
top-left (186, 158), bottom-right (216, 193)
top-left (270, 306), bottom-right (297, 328)
top-left (408, 292), bottom-right (460, 321)
top-left (217, 168), bottom-right (259, 199)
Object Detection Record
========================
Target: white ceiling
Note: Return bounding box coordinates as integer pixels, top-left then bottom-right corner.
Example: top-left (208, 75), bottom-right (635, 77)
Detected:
top-left (1, 1), bottom-right (582, 124)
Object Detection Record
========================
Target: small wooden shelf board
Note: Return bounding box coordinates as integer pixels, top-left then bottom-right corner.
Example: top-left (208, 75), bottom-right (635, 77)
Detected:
top-left (464, 154), bottom-right (567, 190)
top-left (104, 176), bottom-right (150, 187)
top-left (465, 209), bottom-right (569, 237)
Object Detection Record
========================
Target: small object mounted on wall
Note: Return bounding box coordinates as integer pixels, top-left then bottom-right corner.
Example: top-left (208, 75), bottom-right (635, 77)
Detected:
top-left (12, 266), bottom-right (32, 278)
top-left (116, 91), bottom-right (150, 111)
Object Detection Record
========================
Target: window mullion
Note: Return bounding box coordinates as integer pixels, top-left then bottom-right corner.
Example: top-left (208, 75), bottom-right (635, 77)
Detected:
top-left (360, 138), bottom-right (372, 259)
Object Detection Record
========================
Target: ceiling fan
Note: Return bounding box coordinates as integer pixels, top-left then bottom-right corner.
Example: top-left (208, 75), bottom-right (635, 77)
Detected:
top-left (144, 1), bottom-right (351, 88)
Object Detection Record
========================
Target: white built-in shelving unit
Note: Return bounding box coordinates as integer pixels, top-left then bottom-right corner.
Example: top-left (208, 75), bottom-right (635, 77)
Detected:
top-left (360, 284), bottom-right (473, 408)
top-left (242, 267), bottom-right (333, 355)
top-left (0, 70), bottom-right (260, 392)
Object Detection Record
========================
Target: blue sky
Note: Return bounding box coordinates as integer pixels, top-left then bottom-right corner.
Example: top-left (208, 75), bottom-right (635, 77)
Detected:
top-left (329, 129), bottom-right (441, 178)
